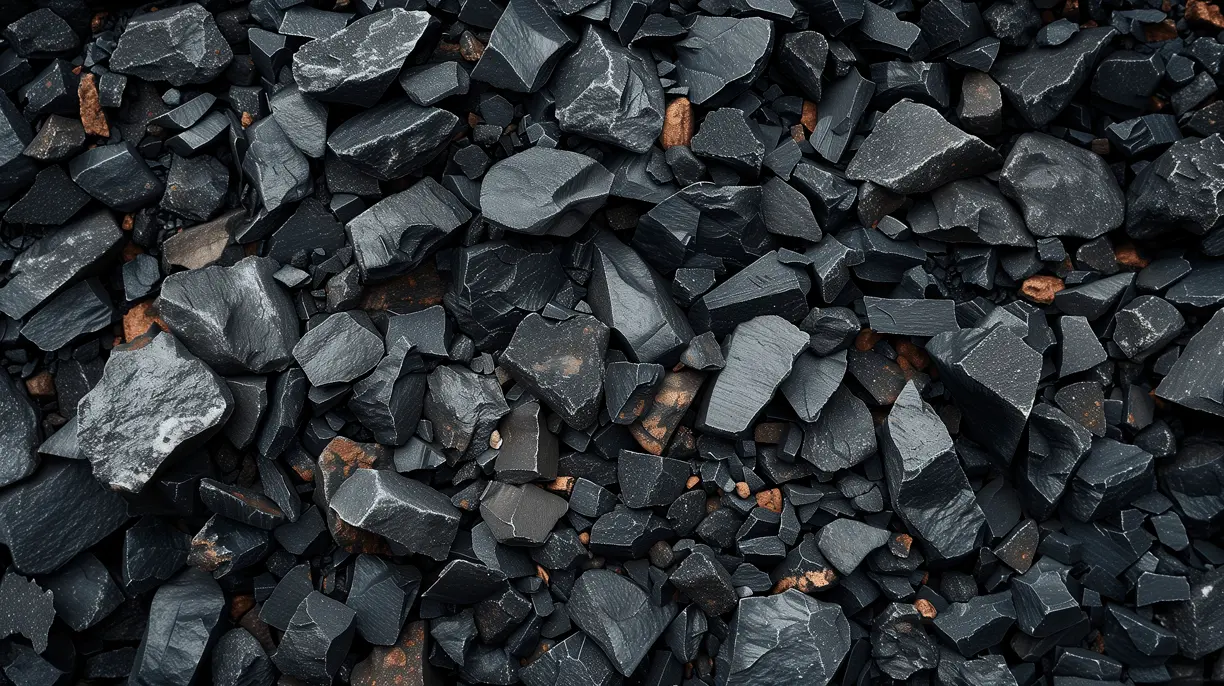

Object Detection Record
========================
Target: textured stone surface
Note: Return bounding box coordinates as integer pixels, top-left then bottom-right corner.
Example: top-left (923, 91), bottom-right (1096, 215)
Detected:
top-left (481, 147), bottom-right (613, 237)
top-left (0, 370), bottom-right (39, 487)
top-left (327, 100), bottom-right (458, 180)
top-left (717, 590), bottom-right (850, 686)
top-left (568, 569), bottom-right (677, 676)
top-left (698, 315), bottom-right (808, 438)
top-left (999, 132), bottom-right (1124, 239)
top-left (293, 9), bottom-right (432, 106)
top-left (501, 313), bottom-right (609, 427)
top-left (129, 569), bottom-right (224, 686)
top-left (110, 4), bottom-right (233, 86)
top-left (0, 210), bottom-right (123, 319)
top-left (331, 468), bottom-right (461, 560)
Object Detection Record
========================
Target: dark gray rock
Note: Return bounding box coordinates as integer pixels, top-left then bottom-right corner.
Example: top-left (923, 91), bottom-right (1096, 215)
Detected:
top-left (1066, 438), bottom-right (1154, 521)
top-left (691, 108), bottom-right (766, 176)
top-left (1112, 295), bottom-right (1183, 361)
top-left (399, 62), bottom-right (470, 106)
top-left (605, 362), bottom-right (665, 425)
top-left (690, 251), bottom-right (811, 337)
top-left (845, 100), bottom-right (1001, 193)
top-left (1171, 567), bottom-right (1224, 658)
top-left (272, 591), bottom-right (356, 686)
top-left (129, 569), bottom-right (224, 686)
top-left (568, 569), bottom-right (677, 676)
top-left (78, 332), bottom-right (233, 493)
top-left (881, 382), bottom-right (986, 562)
top-left (802, 384), bottom-right (876, 471)
top-left (551, 25), bottom-right (664, 153)
top-left (293, 9), bottom-right (433, 106)
top-left (991, 27), bottom-right (1116, 127)
top-left (520, 632), bottom-right (619, 686)
top-left (816, 518), bottom-right (890, 575)
top-left (42, 552), bottom-right (123, 632)
top-left (2, 8), bottom-right (78, 58)
top-left (908, 178), bottom-right (1033, 247)
top-left (5, 165), bottom-right (90, 225)
top-left (199, 479), bottom-right (285, 530)
top-left (425, 364), bottom-right (510, 458)
top-left (813, 70), bottom-right (875, 164)
top-left (619, 449), bottom-right (690, 508)
top-left (331, 468), bottom-right (461, 560)
top-left (1126, 134), bottom-right (1224, 239)
top-left (781, 350), bottom-right (846, 422)
top-left (1012, 562), bottom-right (1081, 638)
top-left (873, 603), bottom-right (938, 680)
top-left (160, 154), bottom-right (228, 222)
top-left (481, 147), bottom-right (613, 237)
top-left (349, 338), bottom-right (427, 446)
top-left (778, 31), bottom-right (828, 101)
top-left (445, 241), bottom-right (567, 350)
top-left (717, 590), bottom-right (850, 686)
top-left (187, 514), bottom-right (272, 578)
top-left (671, 544), bottom-right (737, 615)
top-left (255, 368), bottom-right (308, 459)
top-left (479, 481), bottom-right (569, 545)
top-left (110, 4), bottom-right (233, 86)
top-left (348, 177), bottom-right (471, 281)
top-left (327, 100), bottom-right (458, 181)
top-left (495, 400), bottom-right (559, 483)
top-left (864, 297), bottom-right (959, 336)
top-left (501, 313), bottom-right (609, 427)
top-left (471, 0), bottom-right (576, 92)
top-left (0, 92), bottom-right (37, 200)
top-left (0, 369), bottom-right (39, 487)
top-left (69, 143), bottom-right (164, 212)
top-left (999, 132), bottom-right (1124, 239)
top-left (1020, 403), bottom-right (1092, 519)
top-left (212, 629), bottom-right (275, 686)
top-left (933, 592), bottom-right (1016, 657)
top-left (242, 116), bottom-right (311, 213)
top-left (0, 571), bottom-right (54, 652)
top-left (158, 256), bottom-right (299, 375)
top-left (268, 86), bottom-right (327, 159)
top-left (697, 315), bottom-right (809, 438)
top-left (292, 311), bottom-right (384, 387)
top-left (346, 555), bottom-right (421, 646)
top-left (0, 210), bottom-right (123, 319)
top-left (674, 16), bottom-right (775, 106)
top-left (1155, 309), bottom-right (1224, 417)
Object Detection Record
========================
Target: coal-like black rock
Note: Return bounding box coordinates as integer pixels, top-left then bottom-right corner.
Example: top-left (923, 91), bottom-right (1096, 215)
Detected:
top-left (501, 313), bottom-right (609, 427)
top-left (872, 602), bottom-right (938, 680)
top-left (0, 369), bottom-right (39, 487)
top-left (780, 349), bottom-right (846, 422)
top-left (619, 449), bottom-right (690, 508)
top-left (425, 364), bottom-right (510, 459)
top-left (717, 590), bottom-right (850, 686)
top-left (813, 71), bottom-right (875, 164)
top-left (520, 631), bottom-right (619, 686)
top-left (479, 481), bottom-right (569, 545)
top-left (671, 544), bottom-right (737, 615)
top-left (188, 514), bottom-right (272, 578)
top-left (1126, 134), bottom-right (1224, 239)
top-left (212, 628), bottom-right (275, 686)
top-left (445, 241), bottom-right (566, 350)
top-left (691, 108), bottom-right (766, 176)
top-left (109, 4), bottom-right (233, 86)
top-left (864, 297), bottom-right (959, 336)
top-left (327, 99), bottom-right (458, 181)
top-left (481, 147), bottom-right (613, 237)
top-left (495, 400), bottom-right (559, 483)
top-left (845, 100), bottom-right (1001, 194)
top-left (933, 592), bottom-right (1017, 657)
top-left (42, 552), bottom-right (124, 632)
top-left (605, 362), bottom-right (664, 425)
top-left (272, 591), bottom-right (356, 686)
top-left (0, 210), bottom-right (123, 319)
top-left (1112, 295), bottom-right (1184, 361)
top-left (399, 62), bottom-right (470, 106)
top-left (568, 569), bottom-right (677, 676)
top-left (348, 177), bottom-right (471, 282)
top-left (816, 518), bottom-right (890, 575)
top-left (242, 116), bottom-right (312, 213)
top-left (1012, 561), bottom-right (1081, 638)
top-left (1156, 309), bottom-right (1224, 417)
top-left (1171, 567), bottom-right (1224, 658)
top-left (349, 339), bottom-right (427, 446)
top-left (1020, 403), bottom-right (1092, 519)
top-left (551, 25), bottom-right (664, 153)
top-left (129, 569), bottom-right (224, 686)
top-left (471, 0), bottom-right (576, 92)
top-left (292, 311), bottom-right (384, 387)
top-left (158, 256), bottom-right (299, 375)
top-left (778, 31), bottom-right (828, 101)
top-left (802, 383), bottom-right (876, 471)
top-left (991, 27), bottom-right (1115, 127)
top-left (332, 468), bottom-right (461, 560)
top-left (999, 132), bottom-right (1124, 239)
top-left (0, 570), bottom-right (55, 652)
top-left (293, 9), bottom-right (431, 106)
top-left (691, 251), bottom-right (811, 337)
top-left (78, 332), bottom-right (233, 493)
top-left (346, 555), bottom-right (421, 646)
top-left (881, 382), bottom-right (986, 562)
top-left (698, 315), bottom-right (808, 438)
top-left (199, 478), bottom-right (285, 530)
top-left (1065, 438), bottom-right (1154, 521)
top-left (5, 164), bottom-right (90, 225)
top-left (674, 16), bottom-right (774, 106)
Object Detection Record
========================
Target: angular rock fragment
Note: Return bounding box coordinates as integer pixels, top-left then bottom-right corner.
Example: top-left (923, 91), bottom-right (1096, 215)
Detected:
top-left (908, 178), bottom-right (1033, 247)
top-left (1156, 309), bottom-right (1224, 417)
top-left (605, 362), bottom-right (664, 425)
top-left (347, 555), bottom-right (421, 646)
top-left (188, 514), bottom-right (271, 577)
top-left (123, 517), bottom-right (191, 594)
top-left (399, 62), bottom-right (470, 106)
top-left (1066, 439), bottom-right (1154, 521)
top-left (273, 591), bottom-right (356, 686)
top-left (332, 469), bottom-right (461, 560)
top-left (671, 544), bottom-right (737, 615)
top-left (957, 71), bottom-right (1002, 135)
top-left (1126, 134), bottom-right (1224, 239)
top-left (802, 384), bottom-right (876, 471)
top-left (293, 311), bottom-right (384, 387)
top-left (1057, 315), bottom-right (1106, 377)
top-left (816, 518), bottom-right (890, 575)
top-left (845, 100), bottom-right (1001, 193)
top-left (351, 621), bottom-right (436, 686)
top-left (691, 108), bottom-right (765, 176)
top-left (327, 100), bottom-right (458, 181)
top-left (349, 340), bottom-right (427, 447)
top-left (0, 210), bottom-right (123, 319)
top-left (1171, 567), bottom-right (1224, 658)
top-left (78, 332), bottom-right (233, 493)
top-left (926, 324), bottom-right (1041, 462)
top-left (881, 383), bottom-right (986, 562)
top-left (999, 133), bottom-right (1124, 239)
top-left (674, 16), bottom-right (775, 106)
top-left (501, 313), bottom-right (609, 427)
top-left (698, 316), bottom-right (809, 438)
top-left (1112, 296), bottom-right (1183, 361)
top-left (0, 369), bottom-right (39, 488)
top-left (717, 590), bottom-right (850, 686)
top-left (552, 26), bottom-right (664, 153)
top-left (619, 449), bottom-right (689, 508)
top-left (1012, 562), bottom-right (1081, 637)
top-left (778, 31), bottom-right (828, 101)
top-left (199, 479), bottom-right (285, 530)
top-left (481, 148), bottom-right (613, 237)
top-left (425, 365), bottom-right (510, 458)
top-left (568, 569), bottom-right (677, 676)
top-left (471, 0), bottom-right (576, 92)
top-left (0, 571), bottom-right (54, 653)
top-left (5, 165), bottom-right (90, 226)
top-left (129, 569), bottom-right (224, 686)
top-left (873, 603), bottom-right (938, 680)
top-left (158, 257), bottom-right (298, 375)
top-left (69, 143), bottom-right (163, 212)
top-left (242, 116), bottom-right (311, 213)
top-left (348, 177), bottom-right (471, 281)
top-left (42, 553), bottom-right (123, 632)
top-left (495, 401), bottom-right (558, 483)
top-left (991, 27), bottom-right (1115, 127)
top-left (932, 592), bottom-right (1016, 657)
top-left (213, 629), bottom-right (275, 686)
top-left (1020, 404), bottom-right (1092, 519)
top-left (864, 297), bottom-right (959, 336)
top-left (293, 9), bottom-right (431, 106)
top-left (479, 481), bottom-right (569, 545)
top-left (781, 350), bottom-right (846, 423)
top-left (110, 4), bottom-right (233, 86)
top-left (520, 632), bottom-right (618, 686)
top-left (690, 251), bottom-right (810, 337)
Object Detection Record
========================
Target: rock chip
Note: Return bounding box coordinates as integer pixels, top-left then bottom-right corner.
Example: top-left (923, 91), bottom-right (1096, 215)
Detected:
top-left (327, 99), bottom-right (458, 180)
top-left (292, 311), bottom-right (384, 387)
top-left (999, 132), bottom-right (1124, 239)
top-left (991, 27), bottom-right (1115, 127)
top-left (0, 370), bottom-right (39, 487)
top-left (347, 177), bottom-right (471, 281)
top-left (110, 4), bottom-right (233, 86)
top-left (425, 365), bottom-right (510, 458)
top-left (272, 591), bottom-right (356, 686)
top-left (1126, 133), bottom-right (1224, 239)
top-left (293, 9), bottom-right (432, 106)
top-left (698, 315), bottom-right (809, 438)
top-left (501, 313), bottom-right (609, 427)
top-left (479, 481), bottom-right (569, 546)
top-left (41, 553), bottom-right (123, 632)
top-left (568, 569), bottom-right (677, 676)
top-left (129, 569), bottom-right (224, 686)
top-left (471, 0), bottom-right (576, 92)
top-left (675, 16), bottom-right (775, 106)
top-left (1155, 309), bottom-right (1224, 416)
top-left (331, 468), bottom-right (461, 560)
top-left (481, 147), bottom-right (613, 237)
top-left (717, 590), bottom-right (850, 686)
top-left (0, 571), bottom-right (54, 652)
top-left (0, 210), bottom-right (124, 319)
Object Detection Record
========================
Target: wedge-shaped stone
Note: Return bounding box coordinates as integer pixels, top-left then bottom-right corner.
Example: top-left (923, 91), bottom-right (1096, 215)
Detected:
top-left (1126, 134), bottom-right (1224, 239)
top-left (327, 100), bottom-right (457, 181)
top-left (697, 315), bottom-right (809, 438)
top-left (293, 9), bottom-right (433, 106)
top-left (717, 590), bottom-right (849, 686)
top-left (129, 569), bottom-right (224, 686)
top-left (991, 27), bottom-right (1115, 127)
top-left (568, 569), bottom-right (677, 676)
top-left (674, 16), bottom-right (774, 106)
top-left (347, 177), bottom-right (471, 281)
top-left (110, 4), bottom-right (233, 86)
top-left (471, 0), bottom-right (576, 92)
top-left (999, 132), bottom-right (1124, 239)
top-left (479, 481), bottom-right (569, 546)
top-left (481, 147), bottom-right (613, 237)
top-left (331, 468), bottom-right (461, 561)
top-left (501, 313), bottom-right (609, 427)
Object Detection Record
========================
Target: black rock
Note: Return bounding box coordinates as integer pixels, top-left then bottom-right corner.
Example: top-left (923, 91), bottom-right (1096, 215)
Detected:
top-left (327, 100), bottom-right (458, 181)
top-left (803, 384), bottom-right (876, 471)
top-left (495, 400), bottom-right (559, 483)
top-left (212, 628), bottom-right (275, 686)
top-left (781, 349), bottom-right (846, 422)
top-left (262, 565), bottom-right (314, 631)
top-left (471, 0), bottom-right (576, 92)
top-left (347, 554), bottom-right (421, 646)
top-left (109, 4), bottom-right (233, 86)
top-left (129, 569), bottom-right (224, 686)
top-left (1020, 403), bottom-right (1092, 519)
top-left (272, 591), bottom-right (356, 686)
top-left (3, 8), bottom-right (78, 57)
top-left (698, 315), bottom-right (808, 438)
top-left (481, 147), bottom-right (613, 237)
top-left (674, 16), bottom-right (775, 106)
top-left (926, 324), bottom-right (1041, 462)
top-left (605, 362), bottom-right (665, 425)
top-left (399, 62), bottom-right (470, 106)
top-left (1171, 567), bottom-right (1224, 658)
top-left (520, 631), bottom-right (619, 686)
top-left (690, 251), bottom-right (811, 337)
top-left (293, 9), bottom-right (432, 106)
top-left (348, 177), bottom-right (471, 281)
top-left (998, 133), bottom-right (1123, 240)
top-left (1012, 561), bottom-right (1081, 638)
top-left (552, 25), bottom-right (664, 153)
top-left (255, 368), bottom-right (308, 460)
top-left (872, 602), bottom-right (938, 680)
top-left (0, 91), bottom-right (38, 200)
top-left (619, 449), bottom-right (689, 508)
top-left (0, 571), bottom-right (54, 652)
top-left (425, 364), bottom-right (510, 458)
top-left (957, 71), bottom-right (1003, 136)
top-left (1112, 295), bottom-right (1183, 361)
top-left (671, 544), bottom-right (737, 615)
top-left (778, 31), bottom-right (828, 101)
top-left (813, 70), bottom-right (875, 164)
top-left (242, 116), bottom-right (312, 213)
top-left (349, 339), bottom-right (427, 446)
top-left (41, 552), bottom-right (123, 632)
top-left (292, 311), bottom-right (384, 387)
top-left (199, 479), bottom-right (285, 530)
top-left (123, 516), bottom-right (191, 594)
top-left (158, 256), bottom-right (299, 375)
top-left (1057, 315), bottom-right (1106, 377)
top-left (445, 241), bottom-right (566, 350)
top-left (1126, 134), bottom-right (1224, 239)
top-left (20, 113), bottom-right (83, 164)
top-left (717, 590), bottom-right (850, 686)
top-left (501, 313), bottom-right (609, 427)
top-left (991, 27), bottom-right (1115, 127)
top-left (480, 481), bottom-right (569, 545)
top-left (932, 592), bottom-right (1016, 657)
top-left (188, 514), bottom-right (272, 577)
top-left (568, 569), bottom-right (677, 676)
top-left (331, 468), bottom-right (461, 560)
top-left (857, 1), bottom-right (928, 59)
top-left (0, 209), bottom-right (123, 319)
top-left (0, 368), bottom-right (39, 487)
top-left (1065, 438), bottom-right (1154, 521)
top-left (68, 143), bottom-right (163, 212)
top-left (691, 108), bottom-right (766, 176)
top-left (816, 518), bottom-right (890, 575)
top-left (78, 332), bottom-right (233, 493)
top-left (1156, 309), bottom-right (1224, 416)
top-left (845, 100), bottom-right (1001, 194)
top-left (5, 165), bottom-right (91, 225)
top-left (864, 297), bottom-right (959, 336)
top-left (881, 382), bottom-right (986, 562)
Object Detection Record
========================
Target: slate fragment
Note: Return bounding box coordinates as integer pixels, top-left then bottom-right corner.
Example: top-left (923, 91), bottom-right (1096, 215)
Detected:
top-left (481, 148), bottom-right (613, 237)
top-left (78, 332), bottom-right (233, 493)
top-left (349, 339), bottom-right (427, 447)
top-left (272, 591), bottom-right (357, 686)
top-left (110, 4), bottom-right (233, 86)
top-left (158, 256), bottom-right (299, 375)
top-left (20, 113), bottom-right (81, 164)
top-left (1020, 403), bottom-right (1092, 519)
top-left (348, 177), bottom-right (472, 282)
top-left (347, 555), bottom-right (421, 646)
top-left (293, 9), bottom-right (432, 106)
top-left (817, 518), bottom-right (890, 575)
top-left (991, 27), bottom-right (1116, 127)
top-left (5, 165), bottom-right (90, 226)
top-left (399, 62), bottom-right (470, 106)
top-left (674, 16), bottom-right (775, 106)
top-left (881, 383), bottom-right (986, 562)
top-left (717, 590), bottom-right (850, 686)
top-left (1066, 439), bottom-right (1154, 521)
top-left (0, 369), bottom-right (39, 488)
top-left (3, 8), bottom-right (78, 58)
top-left (926, 324), bottom-right (1041, 462)
top-left (1126, 134), bottom-right (1224, 239)
top-left (69, 143), bottom-right (164, 212)
top-left (778, 31), bottom-right (828, 101)
top-left (802, 384), bottom-right (876, 471)
top-left (0, 571), bottom-right (54, 653)
top-left (999, 133), bottom-right (1123, 240)
top-left (425, 365), bottom-right (510, 458)
top-left (1112, 296), bottom-right (1183, 361)
top-left (129, 569), bottom-right (224, 686)
top-left (502, 313), bottom-right (609, 427)
top-left (671, 544), bottom-right (737, 615)
top-left (1155, 309), bottom-right (1224, 416)
top-left (873, 602), bottom-right (938, 679)
top-left (698, 315), bottom-right (808, 438)
top-left (213, 629), bottom-right (275, 686)
top-left (1171, 567), bottom-right (1224, 658)
top-left (813, 70), bottom-right (874, 164)
top-left (845, 100), bottom-right (1001, 193)
top-left (552, 25), bottom-right (664, 153)
top-left (327, 100), bottom-right (458, 181)
top-left (199, 479), bottom-right (285, 530)
top-left (188, 514), bottom-right (271, 577)
top-left (495, 401), bottom-right (559, 483)
top-left (520, 631), bottom-right (618, 686)
top-left (471, 0), bottom-right (576, 92)
top-left (691, 108), bottom-right (765, 176)
top-left (932, 592), bottom-right (1016, 657)
top-left (479, 481), bottom-right (569, 545)
top-left (332, 468), bottom-right (461, 560)
top-left (864, 297), bottom-right (959, 336)
top-left (568, 569), bottom-right (677, 676)
top-left (293, 311), bottom-right (384, 387)
top-left (690, 251), bottom-right (811, 337)
top-left (41, 553), bottom-right (123, 632)
top-left (242, 116), bottom-right (311, 213)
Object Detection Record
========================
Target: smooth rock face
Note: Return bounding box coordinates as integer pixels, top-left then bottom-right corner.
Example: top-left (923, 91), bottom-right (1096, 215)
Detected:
top-left (999, 132), bottom-right (1124, 239)
top-left (242, 116), bottom-right (311, 213)
top-left (347, 177), bottom-right (471, 281)
top-left (992, 26), bottom-right (1114, 127)
top-left (444, 241), bottom-right (567, 350)
top-left (471, 0), bottom-right (576, 92)
top-left (273, 591), bottom-right (356, 685)
top-left (501, 313), bottom-right (610, 428)
top-left (479, 481), bottom-right (569, 545)
top-left (129, 569), bottom-right (224, 686)
top-left (0, 210), bottom-right (124, 319)
top-left (846, 100), bottom-right (1002, 193)
top-left (158, 257), bottom-right (299, 375)
top-left (326, 99), bottom-right (458, 180)
top-left (1156, 309), bottom-right (1224, 416)
top-left (881, 383), bottom-right (986, 562)
top-left (292, 311), bottom-right (384, 387)
top-left (675, 16), bottom-right (775, 106)
top-left (331, 468), bottom-right (461, 560)
top-left (1126, 134), bottom-right (1224, 239)
top-left (0, 370), bottom-right (39, 487)
top-left (551, 25), bottom-right (664, 153)
top-left (698, 315), bottom-right (809, 438)
top-left (481, 147), bottom-right (613, 237)
top-left (109, 4), bottom-right (233, 86)
top-left (568, 569), bottom-right (677, 676)
top-left (78, 332), bottom-right (233, 493)
top-left (718, 590), bottom-right (850, 686)
top-left (293, 9), bottom-right (432, 106)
